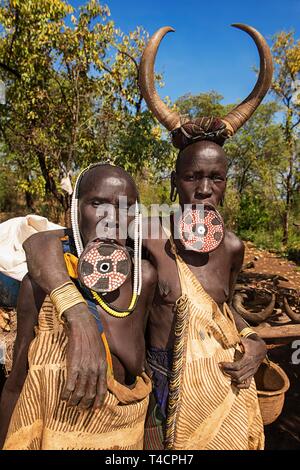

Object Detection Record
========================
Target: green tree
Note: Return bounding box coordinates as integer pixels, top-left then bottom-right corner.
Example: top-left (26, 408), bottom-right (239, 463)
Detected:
top-left (0, 0), bottom-right (172, 223)
top-left (271, 30), bottom-right (300, 244)
top-left (224, 101), bottom-right (288, 218)
top-left (176, 91), bottom-right (226, 119)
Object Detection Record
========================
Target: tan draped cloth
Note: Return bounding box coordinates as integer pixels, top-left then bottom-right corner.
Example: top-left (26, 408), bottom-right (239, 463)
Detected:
top-left (3, 297), bottom-right (151, 450)
top-left (163, 233), bottom-right (264, 450)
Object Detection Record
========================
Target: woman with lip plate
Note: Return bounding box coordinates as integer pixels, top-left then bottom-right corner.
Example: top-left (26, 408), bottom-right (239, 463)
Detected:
top-left (139, 24), bottom-right (273, 450)
top-left (19, 23), bottom-right (272, 450)
top-left (1, 163), bottom-right (157, 450)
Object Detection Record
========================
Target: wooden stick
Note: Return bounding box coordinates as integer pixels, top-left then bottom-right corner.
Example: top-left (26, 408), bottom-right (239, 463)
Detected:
top-left (253, 323), bottom-right (300, 338)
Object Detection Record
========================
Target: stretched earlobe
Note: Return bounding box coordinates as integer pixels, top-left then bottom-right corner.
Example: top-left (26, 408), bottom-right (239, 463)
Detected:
top-left (170, 171), bottom-right (178, 202)
top-left (170, 186), bottom-right (178, 202)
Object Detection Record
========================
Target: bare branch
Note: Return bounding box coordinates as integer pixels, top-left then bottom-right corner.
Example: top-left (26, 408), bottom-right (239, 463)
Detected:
top-left (50, 72), bottom-right (73, 115)
top-left (0, 62), bottom-right (21, 78)
top-left (117, 49), bottom-right (139, 78)
top-left (291, 118), bottom-right (300, 131)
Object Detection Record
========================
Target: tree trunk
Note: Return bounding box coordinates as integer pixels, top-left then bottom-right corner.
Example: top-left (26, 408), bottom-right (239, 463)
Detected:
top-left (282, 114), bottom-right (295, 245)
top-left (64, 206), bottom-right (71, 228)
top-left (282, 150), bottom-right (295, 245)
top-left (63, 194), bottom-right (71, 228)
top-left (36, 151), bottom-right (71, 224)
top-left (25, 190), bottom-right (34, 212)
top-left (282, 186), bottom-right (290, 245)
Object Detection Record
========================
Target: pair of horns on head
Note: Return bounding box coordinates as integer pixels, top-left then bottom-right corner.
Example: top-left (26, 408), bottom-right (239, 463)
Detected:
top-left (138, 24), bottom-right (273, 148)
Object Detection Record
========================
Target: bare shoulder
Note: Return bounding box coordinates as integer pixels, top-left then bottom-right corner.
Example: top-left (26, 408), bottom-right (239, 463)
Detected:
top-left (224, 230), bottom-right (245, 256)
top-left (17, 274), bottom-right (45, 320)
top-left (223, 230), bottom-right (245, 272)
top-left (21, 272), bottom-right (32, 288)
top-left (142, 216), bottom-right (169, 252)
top-left (18, 273), bottom-right (35, 304)
top-left (20, 273), bottom-right (44, 297)
top-left (141, 259), bottom-right (158, 288)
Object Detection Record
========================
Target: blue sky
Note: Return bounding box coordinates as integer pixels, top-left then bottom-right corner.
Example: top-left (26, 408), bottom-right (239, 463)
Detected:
top-left (70, 0), bottom-right (299, 105)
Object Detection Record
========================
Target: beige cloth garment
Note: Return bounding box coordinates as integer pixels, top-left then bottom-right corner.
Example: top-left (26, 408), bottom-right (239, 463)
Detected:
top-left (3, 297), bottom-right (151, 450)
top-left (164, 232), bottom-right (264, 450)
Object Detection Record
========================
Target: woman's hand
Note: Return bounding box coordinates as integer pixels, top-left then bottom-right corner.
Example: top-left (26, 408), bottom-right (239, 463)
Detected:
top-left (219, 334), bottom-right (267, 389)
top-left (62, 303), bottom-right (108, 410)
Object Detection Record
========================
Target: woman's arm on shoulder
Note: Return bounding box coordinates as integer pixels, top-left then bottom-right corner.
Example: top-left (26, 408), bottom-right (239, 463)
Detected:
top-left (23, 231), bottom-right (109, 412)
top-left (23, 229), bottom-right (69, 294)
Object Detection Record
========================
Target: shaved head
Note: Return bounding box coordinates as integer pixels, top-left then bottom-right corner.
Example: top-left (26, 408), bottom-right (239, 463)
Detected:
top-left (79, 164), bottom-right (139, 201)
top-left (175, 140), bottom-right (228, 175)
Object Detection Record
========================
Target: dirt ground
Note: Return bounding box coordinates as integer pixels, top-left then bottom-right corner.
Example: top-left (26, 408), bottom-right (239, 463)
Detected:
top-left (243, 241), bottom-right (300, 291)
top-left (241, 242), bottom-right (300, 449)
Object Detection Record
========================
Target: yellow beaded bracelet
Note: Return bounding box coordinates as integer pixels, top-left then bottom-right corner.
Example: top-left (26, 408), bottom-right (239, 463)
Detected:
top-left (239, 327), bottom-right (257, 339)
top-left (50, 281), bottom-right (87, 324)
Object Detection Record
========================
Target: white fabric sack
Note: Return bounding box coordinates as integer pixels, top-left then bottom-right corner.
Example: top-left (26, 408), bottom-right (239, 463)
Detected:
top-left (0, 214), bottom-right (64, 281)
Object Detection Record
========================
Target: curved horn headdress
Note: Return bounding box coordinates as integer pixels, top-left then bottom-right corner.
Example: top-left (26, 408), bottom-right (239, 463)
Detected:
top-left (139, 24), bottom-right (273, 149)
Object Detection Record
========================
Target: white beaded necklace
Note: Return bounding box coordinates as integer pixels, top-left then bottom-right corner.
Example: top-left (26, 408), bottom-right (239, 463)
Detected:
top-left (70, 163), bottom-right (142, 317)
